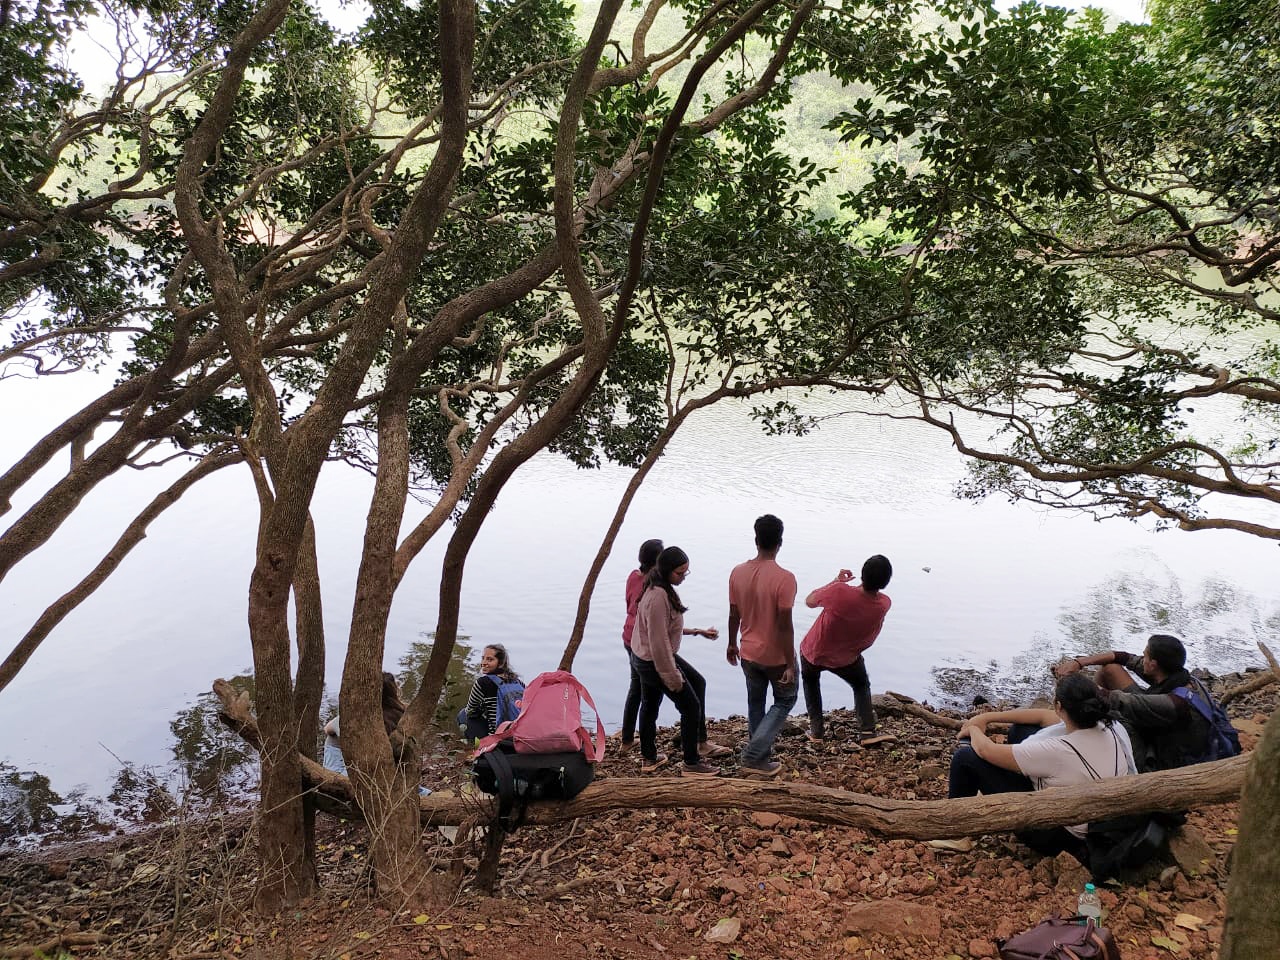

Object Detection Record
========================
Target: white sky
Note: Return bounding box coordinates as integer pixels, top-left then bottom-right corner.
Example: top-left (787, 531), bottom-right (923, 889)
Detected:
top-left (68, 0), bottom-right (1150, 97)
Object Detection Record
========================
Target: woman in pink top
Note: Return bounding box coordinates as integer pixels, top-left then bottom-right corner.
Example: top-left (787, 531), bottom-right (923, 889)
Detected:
top-left (618, 538), bottom-right (664, 749)
top-left (631, 546), bottom-right (726, 776)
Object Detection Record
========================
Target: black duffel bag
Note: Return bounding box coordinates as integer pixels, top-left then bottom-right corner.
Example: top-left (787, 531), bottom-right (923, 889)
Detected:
top-left (471, 741), bottom-right (594, 828)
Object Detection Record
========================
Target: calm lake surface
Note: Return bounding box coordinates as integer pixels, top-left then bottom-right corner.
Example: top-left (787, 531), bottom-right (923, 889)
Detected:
top-left (2, 371), bottom-right (1277, 818)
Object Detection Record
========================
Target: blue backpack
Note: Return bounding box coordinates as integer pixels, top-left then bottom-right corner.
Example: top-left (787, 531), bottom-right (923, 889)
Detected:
top-left (1172, 676), bottom-right (1241, 763)
top-left (496, 678), bottom-right (525, 726)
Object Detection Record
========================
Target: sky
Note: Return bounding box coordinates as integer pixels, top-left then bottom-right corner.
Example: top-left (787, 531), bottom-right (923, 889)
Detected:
top-left (68, 0), bottom-right (1151, 95)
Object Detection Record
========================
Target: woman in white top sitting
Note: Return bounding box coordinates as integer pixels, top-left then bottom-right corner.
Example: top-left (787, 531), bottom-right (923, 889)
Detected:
top-left (949, 672), bottom-right (1135, 860)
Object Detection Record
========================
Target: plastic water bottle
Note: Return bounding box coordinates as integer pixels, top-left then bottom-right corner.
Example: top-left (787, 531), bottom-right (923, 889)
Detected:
top-left (1077, 882), bottom-right (1102, 924)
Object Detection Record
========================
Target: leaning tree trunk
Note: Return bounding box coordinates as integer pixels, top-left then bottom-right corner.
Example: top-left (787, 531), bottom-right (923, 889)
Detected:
top-left (1222, 708), bottom-right (1280, 959)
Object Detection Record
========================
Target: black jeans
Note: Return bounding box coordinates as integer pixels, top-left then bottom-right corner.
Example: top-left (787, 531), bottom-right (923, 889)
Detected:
top-left (632, 651), bottom-right (706, 766)
top-left (947, 723), bottom-right (1089, 863)
top-left (621, 647), bottom-right (642, 743)
top-left (801, 653), bottom-right (875, 738)
top-left (948, 722), bottom-right (1040, 798)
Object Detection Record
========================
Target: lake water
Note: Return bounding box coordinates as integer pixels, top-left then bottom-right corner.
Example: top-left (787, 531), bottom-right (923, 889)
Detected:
top-left (2, 370), bottom-right (1277, 833)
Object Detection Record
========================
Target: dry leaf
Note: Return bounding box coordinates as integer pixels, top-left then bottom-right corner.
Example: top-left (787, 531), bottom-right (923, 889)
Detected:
top-left (1174, 913), bottom-right (1203, 930)
top-left (704, 917), bottom-right (741, 944)
top-left (413, 914), bottom-right (430, 924)
top-left (1151, 935), bottom-right (1182, 953)
top-left (354, 931), bottom-right (372, 940)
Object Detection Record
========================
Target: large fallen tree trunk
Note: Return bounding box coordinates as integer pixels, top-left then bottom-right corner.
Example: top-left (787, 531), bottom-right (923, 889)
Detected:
top-left (215, 679), bottom-right (1250, 839)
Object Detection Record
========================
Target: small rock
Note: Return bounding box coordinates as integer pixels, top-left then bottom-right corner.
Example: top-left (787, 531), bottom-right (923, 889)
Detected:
top-left (1159, 865), bottom-right (1181, 890)
top-left (843, 900), bottom-right (942, 939)
top-left (1168, 825), bottom-right (1215, 876)
top-left (751, 812), bottom-right (782, 829)
top-left (1123, 904), bottom-right (1146, 923)
top-left (918, 763), bottom-right (947, 780)
top-left (44, 861), bottom-right (70, 880)
top-left (968, 938), bottom-right (997, 958)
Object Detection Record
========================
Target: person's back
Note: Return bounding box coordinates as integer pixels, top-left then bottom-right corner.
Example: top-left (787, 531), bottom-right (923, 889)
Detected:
top-left (728, 557), bottom-right (797, 667)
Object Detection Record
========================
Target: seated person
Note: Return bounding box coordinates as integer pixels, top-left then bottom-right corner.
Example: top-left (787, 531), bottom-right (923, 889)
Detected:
top-left (1053, 633), bottom-right (1212, 771)
top-left (457, 643), bottom-right (524, 743)
top-left (948, 673), bottom-right (1136, 860)
top-left (324, 671), bottom-right (431, 794)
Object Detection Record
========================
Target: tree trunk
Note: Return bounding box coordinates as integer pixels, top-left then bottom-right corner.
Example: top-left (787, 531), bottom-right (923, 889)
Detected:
top-left (1222, 709), bottom-right (1280, 959)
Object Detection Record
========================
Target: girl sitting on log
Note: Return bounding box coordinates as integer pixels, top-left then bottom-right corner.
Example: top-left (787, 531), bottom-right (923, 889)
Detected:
top-left (948, 672), bottom-right (1136, 859)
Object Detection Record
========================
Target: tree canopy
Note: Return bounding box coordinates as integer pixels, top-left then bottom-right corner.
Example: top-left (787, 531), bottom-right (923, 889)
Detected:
top-left (2, 0), bottom-right (1278, 949)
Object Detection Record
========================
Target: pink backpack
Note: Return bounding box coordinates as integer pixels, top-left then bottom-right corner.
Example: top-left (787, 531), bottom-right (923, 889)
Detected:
top-left (473, 671), bottom-right (606, 762)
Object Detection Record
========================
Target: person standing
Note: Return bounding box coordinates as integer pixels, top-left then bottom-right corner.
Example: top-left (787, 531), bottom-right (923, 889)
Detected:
top-left (799, 554), bottom-right (892, 741)
top-left (631, 546), bottom-right (723, 777)
top-left (726, 514), bottom-right (798, 778)
top-left (617, 538), bottom-right (664, 751)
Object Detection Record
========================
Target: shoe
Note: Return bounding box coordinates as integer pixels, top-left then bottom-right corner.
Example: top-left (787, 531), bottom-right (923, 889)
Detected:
top-left (805, 728), bottom-right (824, 743)
top-left (739, 760), bottom-right (782, 778)
top-left (615, 738), bottom-right (635, 753)
top-left (927, 838), bottom-right (974, 853)
top-left (640, 752), bottom-right (669, 773)
top-left (681, 761), bottom-right (721, 777)
top-left (698, 741), bottom-right (732, 758)
top-left (861, 734), bottom-right (896, 747)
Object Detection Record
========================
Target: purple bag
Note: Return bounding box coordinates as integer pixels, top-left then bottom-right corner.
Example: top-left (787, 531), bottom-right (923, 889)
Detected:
top-left (997, 916), bottom-right (1121, 960)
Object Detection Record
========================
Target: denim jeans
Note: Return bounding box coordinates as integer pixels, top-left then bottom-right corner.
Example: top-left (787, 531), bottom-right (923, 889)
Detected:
top-left (632, 651), bottom-right (706, 766)
top-left (740, 659), bottom-right (798, 766)
top-left (800, 653), bottom-right (876, 738)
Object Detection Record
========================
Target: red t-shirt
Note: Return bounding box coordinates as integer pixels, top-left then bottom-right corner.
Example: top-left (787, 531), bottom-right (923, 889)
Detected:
top-left (799, 582), bottom-right (891, 669)
top-left (622, 569), bottom-right (644, 647)
top-left (728, 558), bottom-right (798, 667)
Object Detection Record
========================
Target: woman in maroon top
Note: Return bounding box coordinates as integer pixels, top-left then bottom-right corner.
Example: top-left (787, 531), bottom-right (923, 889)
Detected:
top-left (618, 538), bottom-right (664, 750)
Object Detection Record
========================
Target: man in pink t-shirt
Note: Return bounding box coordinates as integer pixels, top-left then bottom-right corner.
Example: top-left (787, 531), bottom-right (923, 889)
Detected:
top-left (727, 514), bottom-right (798, 777)
top-left (798, 554), bottom-right (892, 740)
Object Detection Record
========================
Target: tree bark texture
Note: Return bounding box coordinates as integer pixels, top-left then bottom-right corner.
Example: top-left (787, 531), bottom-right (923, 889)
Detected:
top-left (1221, 710), bottom-right (1280, 959)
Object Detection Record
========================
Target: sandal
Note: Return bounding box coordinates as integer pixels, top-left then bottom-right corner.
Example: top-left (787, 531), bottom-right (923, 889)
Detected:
top-left (698, 741), bottom-right (732, 759)
top-left (640, 752), bottom-right (669, 773)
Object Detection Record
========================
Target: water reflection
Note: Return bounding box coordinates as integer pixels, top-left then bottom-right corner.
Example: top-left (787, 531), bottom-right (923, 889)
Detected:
top-left (1, 643), bottom-right (485, 846)
top-left (928, 569), bottom-right (1276, 710)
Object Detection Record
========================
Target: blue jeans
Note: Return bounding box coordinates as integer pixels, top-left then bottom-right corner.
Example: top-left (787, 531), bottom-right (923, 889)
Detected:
top-left (632, 652), bottom-right (706, 766)
top-left (741, 659), bottom-right (798, 766)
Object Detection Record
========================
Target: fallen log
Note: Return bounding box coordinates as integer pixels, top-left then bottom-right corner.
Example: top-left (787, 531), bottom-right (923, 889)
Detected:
top-left (1220, 641), bottom-right (1280, 706)
top-left (214, 679), bottom-right (1251, 840)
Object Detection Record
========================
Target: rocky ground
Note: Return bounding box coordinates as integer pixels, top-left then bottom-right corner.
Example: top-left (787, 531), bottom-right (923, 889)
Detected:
top-left (1, 682), bottom-right (1273, 960)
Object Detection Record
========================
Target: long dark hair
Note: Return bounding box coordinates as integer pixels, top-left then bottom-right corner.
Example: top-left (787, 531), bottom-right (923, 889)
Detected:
top-left (1055, 672), bottom-right (1109, 729)
top-left (381, 671), bottom-right (407, 736)
top-left (484, 643), bottom-right (521, 684)
top-left (638, 538), bottom-right (664, 573)
top-left (644, 545), bottom-right (689, 613)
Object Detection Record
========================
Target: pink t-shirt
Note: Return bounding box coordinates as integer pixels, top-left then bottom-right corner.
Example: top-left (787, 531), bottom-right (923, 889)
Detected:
top-left (728, 558), bottom-right (797, 667)
top-left (799, 582), bottom-right (891, 669)
top-left (622, 569), bottom-right (645, 647)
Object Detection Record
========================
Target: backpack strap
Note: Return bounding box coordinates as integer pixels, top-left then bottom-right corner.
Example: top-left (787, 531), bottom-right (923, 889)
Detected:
top-left (1062, 739), bottom-right (1103, 781)
top-left (481, 745), bottom-right (529, 829)
top-left (568, 676), bottom-right (607, 762)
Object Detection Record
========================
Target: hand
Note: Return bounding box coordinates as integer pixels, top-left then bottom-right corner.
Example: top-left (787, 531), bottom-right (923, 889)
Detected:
top-left (702, 626), bottom-right (719, 641)
top-left (781, 664), bottom-right (795, 685)
top-left (1052, 657), bottom-right (1082, 679)
top-left (836, 569), bottom-right (854, 583)
top-left (958, 717), bottom-right (987, 740)
top-left (725, 643), bottom-right (740, 667)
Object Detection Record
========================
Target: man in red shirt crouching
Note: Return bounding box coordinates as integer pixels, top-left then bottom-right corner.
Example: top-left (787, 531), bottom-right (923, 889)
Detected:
top-left (799, 555), bottom-right (892, 742)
